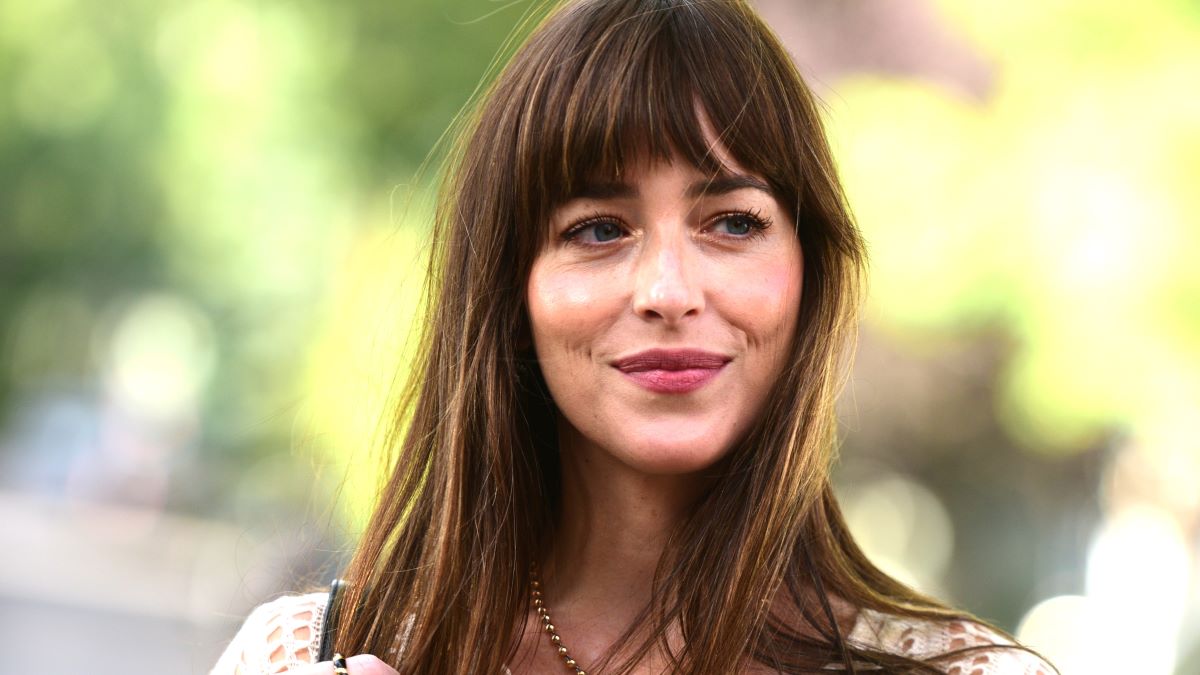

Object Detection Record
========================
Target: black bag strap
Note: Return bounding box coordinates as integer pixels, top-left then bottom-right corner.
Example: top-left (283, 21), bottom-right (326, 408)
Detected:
top-left (317, 578), bottom-right (347, 662)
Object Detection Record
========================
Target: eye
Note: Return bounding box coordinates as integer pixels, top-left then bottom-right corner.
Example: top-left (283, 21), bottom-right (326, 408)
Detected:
top-left (711, 210), bottom-right (770, 238)
top-left (563, 216), bottom-right (626, 245)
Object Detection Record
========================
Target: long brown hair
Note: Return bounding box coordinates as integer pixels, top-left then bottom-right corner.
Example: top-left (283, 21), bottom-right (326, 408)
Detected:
top-left (336, 1), bottom-right (1001, 672)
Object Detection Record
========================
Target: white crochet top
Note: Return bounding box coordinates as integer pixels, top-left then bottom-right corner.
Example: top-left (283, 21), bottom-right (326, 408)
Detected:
top-left (210, 592), bottom-right (1055, 674)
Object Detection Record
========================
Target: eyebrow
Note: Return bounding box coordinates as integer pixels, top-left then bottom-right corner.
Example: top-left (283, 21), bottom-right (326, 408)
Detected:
top-left (568, 173), bottom-right (774, 201)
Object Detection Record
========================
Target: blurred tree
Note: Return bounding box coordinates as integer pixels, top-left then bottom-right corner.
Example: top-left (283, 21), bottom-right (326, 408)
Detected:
top-left (317, 0), bottom-right (552, 181)
top-left (0, 0), bottom-right (548, 519)
top-left (0, 0), bottom-right (173, 418)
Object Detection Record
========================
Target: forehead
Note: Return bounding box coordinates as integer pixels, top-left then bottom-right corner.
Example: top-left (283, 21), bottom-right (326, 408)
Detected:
top-left (545, 87), bottom-right (772, 200)
top-left (562, 116), bottom-right (769, 201)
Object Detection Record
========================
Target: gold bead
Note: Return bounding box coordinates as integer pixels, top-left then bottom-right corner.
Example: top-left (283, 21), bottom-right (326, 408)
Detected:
top-left (530, 567), bottom-right (587, 675)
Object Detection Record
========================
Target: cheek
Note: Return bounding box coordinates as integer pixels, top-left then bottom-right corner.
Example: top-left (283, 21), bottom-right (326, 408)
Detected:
top-left (718, 255), bottom-right (804, 349)
top-left (526, 263), bottom-right (620, 358)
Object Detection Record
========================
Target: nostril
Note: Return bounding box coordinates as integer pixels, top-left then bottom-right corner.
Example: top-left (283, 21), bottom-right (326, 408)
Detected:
top-left (631, 240), bottom-right (704, 321)
top-left (633, 286), bottom-right (703, 323)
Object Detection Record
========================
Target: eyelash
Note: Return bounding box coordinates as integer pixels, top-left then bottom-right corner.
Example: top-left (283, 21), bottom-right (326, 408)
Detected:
top-left (560, 208), bottom-right (773, 245)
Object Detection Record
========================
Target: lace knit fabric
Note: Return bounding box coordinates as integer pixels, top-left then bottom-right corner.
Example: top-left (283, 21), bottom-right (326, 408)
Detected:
top-left (211, 594), bottom-right (1054, 674)
top-left (212, 593), bottom-right (328, 674)
top-left (845, 609), bottom-right (1053, 675)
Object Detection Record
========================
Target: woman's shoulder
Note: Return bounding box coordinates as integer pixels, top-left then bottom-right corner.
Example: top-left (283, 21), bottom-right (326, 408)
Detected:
top-left (210, 591), bottom-right (329, 675)
top-left (847, 608), bottom-right (1056, 674)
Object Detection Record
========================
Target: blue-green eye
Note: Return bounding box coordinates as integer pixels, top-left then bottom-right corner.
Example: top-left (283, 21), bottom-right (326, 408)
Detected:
top-left (714, 212), bottom-right (767, 236)
top-left (565, 218), bottom-right (625, 244)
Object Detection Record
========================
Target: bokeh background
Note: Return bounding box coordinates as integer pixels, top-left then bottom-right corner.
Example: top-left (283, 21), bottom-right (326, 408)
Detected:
top-left (2, 0), bottom-right (1197, 673)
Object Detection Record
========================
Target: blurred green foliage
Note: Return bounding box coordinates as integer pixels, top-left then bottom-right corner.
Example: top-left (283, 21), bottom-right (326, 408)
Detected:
top-left (0, 0), bottom-right (550, 516)
top-left (831, 0), bottom-right (1200, 453)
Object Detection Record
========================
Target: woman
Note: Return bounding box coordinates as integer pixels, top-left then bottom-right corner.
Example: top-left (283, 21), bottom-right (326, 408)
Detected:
top-left (214, 1), bottom-right (1056, 673)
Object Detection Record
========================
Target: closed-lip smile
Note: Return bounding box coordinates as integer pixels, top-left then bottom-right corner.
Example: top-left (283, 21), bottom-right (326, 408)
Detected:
top-left (611, 348), bottom-right (731, 394)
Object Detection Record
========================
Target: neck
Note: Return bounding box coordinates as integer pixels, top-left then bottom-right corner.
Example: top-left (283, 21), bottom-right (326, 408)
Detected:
top-left (521, 426), bottom-right (860, 673)
top-left (537, 423), bottom-right (715, 657)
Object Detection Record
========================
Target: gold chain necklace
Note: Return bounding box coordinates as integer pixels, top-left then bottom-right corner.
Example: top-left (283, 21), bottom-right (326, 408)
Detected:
top-left (530, 565), bottom-right (589, 675)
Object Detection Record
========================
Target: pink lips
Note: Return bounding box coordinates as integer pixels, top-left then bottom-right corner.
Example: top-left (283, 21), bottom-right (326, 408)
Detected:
top-left (611, 348), bottom-right (731, 394)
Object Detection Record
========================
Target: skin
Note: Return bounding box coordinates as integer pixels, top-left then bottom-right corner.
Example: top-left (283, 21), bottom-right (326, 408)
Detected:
top-left (317, 136), bottom-right (804, 674)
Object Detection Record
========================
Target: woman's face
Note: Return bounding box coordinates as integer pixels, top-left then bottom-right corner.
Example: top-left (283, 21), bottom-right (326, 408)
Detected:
top-left (526, 148), bottom-right (804, 475)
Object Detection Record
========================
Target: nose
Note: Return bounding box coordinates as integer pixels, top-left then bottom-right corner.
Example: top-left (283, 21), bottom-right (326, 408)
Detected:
top-left (632, 230), bottom-right (704, 324)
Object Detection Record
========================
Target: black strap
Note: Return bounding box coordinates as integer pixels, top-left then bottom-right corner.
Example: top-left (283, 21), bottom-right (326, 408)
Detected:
top-left (317, 578), bottom-right (347, 662)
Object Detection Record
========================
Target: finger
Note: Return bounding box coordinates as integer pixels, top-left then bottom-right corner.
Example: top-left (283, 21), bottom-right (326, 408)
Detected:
top-left (343, 655), bottom-right (400, 675)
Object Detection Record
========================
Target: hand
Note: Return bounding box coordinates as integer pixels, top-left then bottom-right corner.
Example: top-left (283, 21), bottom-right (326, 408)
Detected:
top-left (293, 654), bottom-right (399, 675)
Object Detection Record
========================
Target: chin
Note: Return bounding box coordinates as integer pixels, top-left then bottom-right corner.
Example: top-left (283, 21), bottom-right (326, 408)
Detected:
top-left (612, 428), bottom-right (735, 476)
